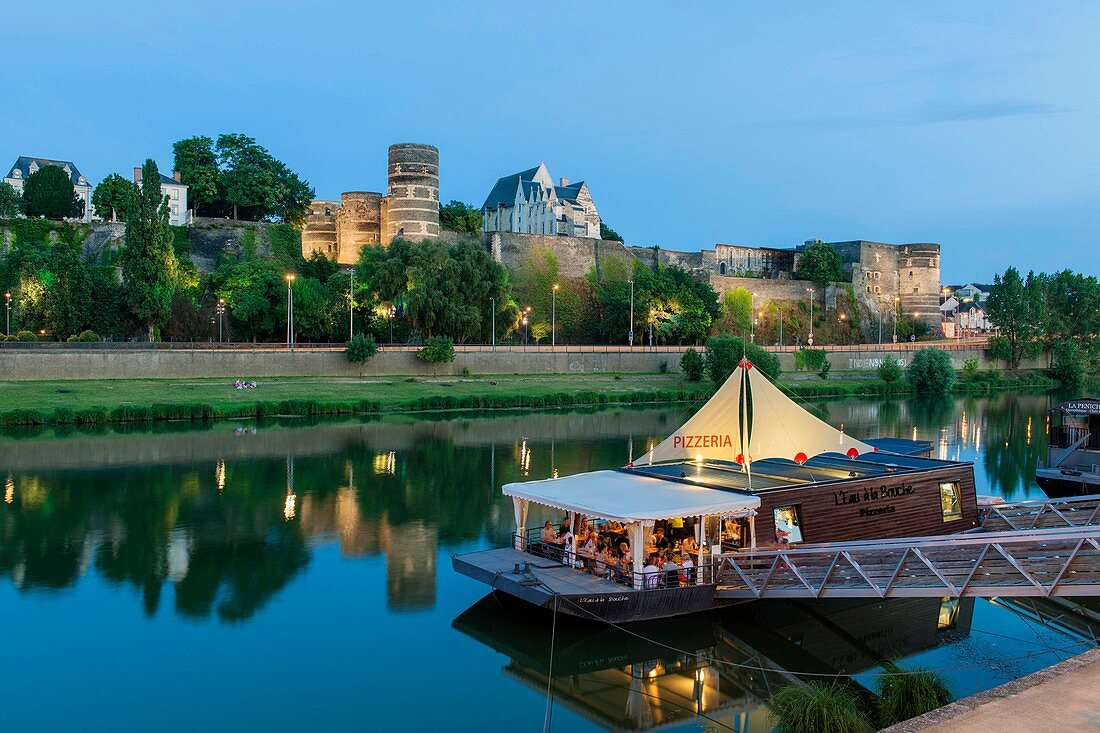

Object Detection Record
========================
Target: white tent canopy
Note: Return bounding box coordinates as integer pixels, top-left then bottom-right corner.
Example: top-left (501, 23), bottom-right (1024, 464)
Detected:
top-left (502, 470), bottom-right (760, 523)
top-left (633, 361), bottom-right (872, 466)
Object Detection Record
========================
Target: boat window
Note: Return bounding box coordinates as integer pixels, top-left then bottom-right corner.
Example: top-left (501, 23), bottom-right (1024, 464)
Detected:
top-left (774, 505), bottom-right (803, 544)
top-left (940, 482), bottom-right (963, 521)
top-left (937, 597), bottom-right (961, 630)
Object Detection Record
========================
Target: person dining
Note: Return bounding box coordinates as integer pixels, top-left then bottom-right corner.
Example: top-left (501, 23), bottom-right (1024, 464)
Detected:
top-left (643, 555), bottom-right (661, 589)
top-left (681, 534), bottom-right (699, 555)
top-left (653, 527), bottom-right (671, 552)
top-left (541, 520), bottom-right (559, 544)
top-left (664, 555), bottom-right (681, 588)
top-left (594, 543), bottom-right (609, 578)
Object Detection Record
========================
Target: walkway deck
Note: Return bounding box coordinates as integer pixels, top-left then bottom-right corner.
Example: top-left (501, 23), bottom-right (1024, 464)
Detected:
top-left (980, 494), bottom-right (1100, 532)
top-left (713, 526), bottom-right (1100, 600)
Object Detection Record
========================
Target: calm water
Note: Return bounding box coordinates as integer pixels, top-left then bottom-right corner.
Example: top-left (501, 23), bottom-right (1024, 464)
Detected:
top-left (0, 392), bottom-right (1094, 732)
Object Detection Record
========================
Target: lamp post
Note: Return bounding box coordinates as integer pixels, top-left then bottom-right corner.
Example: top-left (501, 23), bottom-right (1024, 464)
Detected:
top-left (389, 305), bottom-right (395, 344)
top-left (778, 302), bottom-right (784, 347)
top-left (285, 273), bottom-right (296, 352)
top-left (4, 291), bottom-right (10, 336)
top-left (750, 291), bottom-right (756, 343)
top-left (807, 288), bottom-right (814, 347)
top-left (489, 296), bottom-right (496, 350)
top-left (628, 278), bottom-right (635, 347)
top-left (216, 298), bottom-right (225, 343)
top-left (892, 296), bottom-right (900, 344)
top-left (552, 283), bottom-right (559, 348)
top-left (838, 312), bottom-right (846, 345)
top-left (648, 308), bottom-right (655, 347)
top-left (348, 269), bottom-right (355, 341)
top-left (522, 315), bottom-right (529, 346)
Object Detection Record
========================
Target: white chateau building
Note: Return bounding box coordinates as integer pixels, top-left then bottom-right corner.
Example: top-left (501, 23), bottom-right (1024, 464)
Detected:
top-left (481, 163), bottom-right (601, 238)
top-left (133, 166), bottom-right (190, 226)
top-left (4, 156), bottom-right (93, 222)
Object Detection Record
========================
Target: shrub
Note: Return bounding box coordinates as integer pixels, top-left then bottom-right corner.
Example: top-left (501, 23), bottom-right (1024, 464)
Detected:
top-left (1051, 340), bottom-right (1086, 388)
top-left (65, 330), bottom-right (99, 343)
top-left (795, 348), bottom-right (828, 373)
top-left (817, 358), bottom-right (831, 379)
top-left (704, 335), bottom-right (780, 385)
top-left (680, 348), bottom-right (705, 381)
top-left (906, 348), bottom-right (956, 394)
top-left (15, 330), bottom-right (37, 342)
top-left (659, 361), bottom-right (669, 374)
top-left (417, 336), bottom-right (455, 363)
top-left (877, 665), bottom-right (953, 726)
top-left (769, 682), bottom-right (870, 733)
top-left (345, 333), bottom-right (379, 364)
top-left (877, 356), bottom-right (902, 383)
top-left (961, 357), bottom-right (980, 381)
top-left (987, 335), bottom-right (1012, 363)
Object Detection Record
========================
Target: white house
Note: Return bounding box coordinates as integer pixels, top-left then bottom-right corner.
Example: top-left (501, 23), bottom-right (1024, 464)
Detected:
top-left (134, 166), bottom-right (190, 226)
top-left (4, 156), bottom-right (93, 222)
top-left (481, 162), bottom-right (601, 238)
top-left (955, 302), bottom-right (992, 332)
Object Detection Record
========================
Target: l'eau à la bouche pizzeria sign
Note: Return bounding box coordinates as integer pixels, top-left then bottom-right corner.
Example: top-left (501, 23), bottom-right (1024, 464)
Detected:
top-left (834, 483), bottom-right (916, 518)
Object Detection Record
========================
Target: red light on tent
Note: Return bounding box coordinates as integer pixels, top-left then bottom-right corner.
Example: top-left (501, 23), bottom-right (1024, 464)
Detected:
top-left (744, 360), bottom-right (753, 370)
top-left (735, 454), bottom-right (744, 464)
top-left (795, 452), bottom-right (808, 464)
top-left (846, 447), bottom-right (860, 458)
top-left (626, 461), bottom-right (634, 468)
top-left (873, 446), bottom-right (879, 452)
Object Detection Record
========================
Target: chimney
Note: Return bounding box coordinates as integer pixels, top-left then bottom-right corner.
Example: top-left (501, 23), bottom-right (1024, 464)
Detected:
top-left (133, 166), bottom-right (142, 182)
top-left (559, 177), bottom-right (570, 187)
top-left (173, 170), bottom-right (181, 182)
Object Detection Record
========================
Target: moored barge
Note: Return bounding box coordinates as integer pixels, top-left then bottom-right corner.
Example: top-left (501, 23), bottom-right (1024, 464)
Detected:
top-left (453, 360), bottom-right (977, 622)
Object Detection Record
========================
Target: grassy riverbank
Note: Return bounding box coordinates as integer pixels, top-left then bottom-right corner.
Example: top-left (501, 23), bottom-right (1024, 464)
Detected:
top-left (0, 371), bottom-right (1062, 426)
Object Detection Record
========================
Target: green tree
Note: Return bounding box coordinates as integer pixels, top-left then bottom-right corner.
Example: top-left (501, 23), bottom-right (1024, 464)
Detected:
top-left (92, 173), bottom-right (134, 222)
top-left (600, 222), bottom-right (624, 242)
top-left (439, 200), bottom-right (482, 234)
top-left (0, 181), bottom-right (22, 218)
top-left (212, 257), bottom-right (283, 341)
top-left (418, 336), bottom-right (455, 363)
top-left (986, 267), bottom-right (1045, 368)
top-left (172, 136), bottom-right (219, 216)
top-left (634, 263), bottom-right (721, 343)
top-left (214, 134), bottom-right (313, 224)
top-left (796, 240), bottom-right (843, 286)
top-left (121, 159), bottom-right (177, 340)
top-left (21, 165), bottom-right (84, 220)
top-left (345, 333), bottom-right (378, 364)
top-left (906, 347), bottom-right (956, 394)
top-left (1052, 340), bottom-right (1085, 388)
top-left (715, 287), bottom-right (753, 336)
top-left (878, 356), bottom-right (903, 382)
top-left (41, 241), bottom-right (93, 339)
top-left (704, 334), bottom-right (780, 384)
top-left (680, 347), bottom-right (704, 381)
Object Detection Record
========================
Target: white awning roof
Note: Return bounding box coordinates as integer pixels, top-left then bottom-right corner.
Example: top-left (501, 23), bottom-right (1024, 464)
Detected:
top-left (502, 470), bottom-right (760, 523)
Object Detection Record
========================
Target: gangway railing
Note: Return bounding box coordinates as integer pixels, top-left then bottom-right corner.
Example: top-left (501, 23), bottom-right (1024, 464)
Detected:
top-left (980, 494), bottom-right (1100, 532)
top-left (713, 526), bottom-right (1100, 600)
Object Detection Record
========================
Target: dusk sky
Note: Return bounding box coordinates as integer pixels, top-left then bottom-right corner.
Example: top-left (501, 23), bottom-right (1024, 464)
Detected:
top-left (4, 1), bottom-right (1097, 282)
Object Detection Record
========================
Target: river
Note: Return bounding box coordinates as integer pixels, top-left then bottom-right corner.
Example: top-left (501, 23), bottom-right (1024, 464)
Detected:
top-left (0, 392), bottom-right (1093, 731)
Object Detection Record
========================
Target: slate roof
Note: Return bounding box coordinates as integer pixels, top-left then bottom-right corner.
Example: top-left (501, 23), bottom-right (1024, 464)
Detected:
top-left (554, 181), bottom-right (584, 202)
top-left (7, 156), bottom-right (89, 187)
top-left (158, 173), bottom-right (186, 187)
top-left (481, 166), bottom-right (541, 210)
top-left (959, 301), bottom-right (984, 312)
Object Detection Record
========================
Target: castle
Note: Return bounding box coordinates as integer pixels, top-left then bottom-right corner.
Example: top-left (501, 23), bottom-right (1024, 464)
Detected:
top-left (301, 143), bottom-right (439, 265)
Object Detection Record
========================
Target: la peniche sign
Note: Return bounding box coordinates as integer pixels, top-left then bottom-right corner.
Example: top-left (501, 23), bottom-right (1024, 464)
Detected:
top-left (1055, 400), bottom-right (1100, 415)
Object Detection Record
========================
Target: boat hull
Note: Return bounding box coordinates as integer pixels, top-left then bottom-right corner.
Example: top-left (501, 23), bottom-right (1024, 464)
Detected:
top-left (1036, 469), bottom-right (1100, 498)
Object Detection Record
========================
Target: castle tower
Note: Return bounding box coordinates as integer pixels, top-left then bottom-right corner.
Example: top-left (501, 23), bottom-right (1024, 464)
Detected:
top-left (382, 143), bottom-right (439, 244)
top-left (335, 191), bottom-right (382, 265)
top-left (301, 200), bottom-right (339, 259)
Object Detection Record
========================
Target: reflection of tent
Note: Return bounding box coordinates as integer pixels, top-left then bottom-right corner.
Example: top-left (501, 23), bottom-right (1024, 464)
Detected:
top-left (633, 361), bottom-right (872, 467)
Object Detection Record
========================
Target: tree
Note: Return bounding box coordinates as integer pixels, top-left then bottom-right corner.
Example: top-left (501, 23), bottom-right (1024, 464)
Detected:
top-left (680, 348), bottom-right (704, 381)
top-left (172, 137), bottom-right (219, 216)
top-left (0, 181), bottom-right (22, 218)
top-left (439, 200), bottom-right (482, 235)
top-left (796, 241), bottom-right (843, 286)
top-left (345, 333), bottom-right (378, 364)
top-left (212, 257), bottom-right (283, 341)
top-left (906, 347), bottom-right (956, 394)
top-left (878, 356), bottom-right (902, 382)
top-left (418, 336), bottom-right (455, 363)
top-left (214, 134), bottom-right (313, 224)
top-left (41, 241), bottom-right (93, 339)
top-left (1052, 340), bottom-right (1085, 388)
top-left (704, 335), bottom-right (780, 384)
top-left (92, 173), bottom-right (134, 222)
top-left (715, 288), bottom-right (753, 336)
top-left (121, 159), bottom-right (177, 340)
top-left (21, 165), bottom-right (83, 220)
top-left (986, 267), bottom-right (1044, 368)
top-left (600, 222), bottom-right (624, 242)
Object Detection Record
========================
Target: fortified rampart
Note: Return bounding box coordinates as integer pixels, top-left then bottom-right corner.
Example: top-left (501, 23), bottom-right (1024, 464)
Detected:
top-left (490, 231), bottom-right (636, 279)
top-left (383, 144), bottom-right (439, 243)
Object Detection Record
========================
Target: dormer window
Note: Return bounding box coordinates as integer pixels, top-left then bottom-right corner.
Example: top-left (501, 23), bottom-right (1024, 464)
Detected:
top-left (11, 169), bottom-right (20, 178)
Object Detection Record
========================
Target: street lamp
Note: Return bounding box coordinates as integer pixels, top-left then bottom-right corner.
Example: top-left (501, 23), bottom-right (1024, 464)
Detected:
top-left (628, 278), bottom-right (635, 347)
top-left (807, 288), bottom-right (815, 347)
top-left (750, 291), bottom-right (756, 343)
top-left (285, 273), bottom-right (296, 352)
top-left (892, 296), bottom-right (900, 344)
top-left (4, 291), bottom-right (10, 336)
top-left (648, 308), bottom-right (655, 347)
top-left (778, 302), bottom-right (784, 347)
top-left (522, 314), bottom-right (529, 346)
top-left (838, 312), bottom-right (846, 345)
top-left (389, 305), bottom-right (396, 344)
top-left (552, 283), bottom-right (559, 348)
top-left (216, 298), bottom-right (225, 343)
top-left (348, 268), bottom-right (355, 341)
top-left (489, 296), bottom-right (496, 350)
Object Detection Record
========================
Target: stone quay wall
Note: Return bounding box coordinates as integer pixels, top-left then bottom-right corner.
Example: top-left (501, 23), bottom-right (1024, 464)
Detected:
top-left (0, 345), bottom-right (1039, 381)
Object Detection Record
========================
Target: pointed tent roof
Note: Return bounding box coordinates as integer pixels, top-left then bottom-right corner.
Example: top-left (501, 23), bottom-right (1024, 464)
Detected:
top-left (633, 361), bottom-right (872, 467)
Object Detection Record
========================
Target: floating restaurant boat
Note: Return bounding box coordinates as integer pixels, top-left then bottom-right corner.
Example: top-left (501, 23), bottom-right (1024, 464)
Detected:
top-left (1037, 398), bottom-right (1100, 497)
top-left (453, 360), bottom-right (978, 622)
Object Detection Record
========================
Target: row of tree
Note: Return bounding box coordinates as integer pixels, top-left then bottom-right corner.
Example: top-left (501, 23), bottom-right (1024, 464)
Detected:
top-left (986, 266), bottom-right (1100, 382)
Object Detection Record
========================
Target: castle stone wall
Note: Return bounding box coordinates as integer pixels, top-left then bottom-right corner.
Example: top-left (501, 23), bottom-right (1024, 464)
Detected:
top-left (384, 143), bottom-right (439, 244)
top-left (335, 192), bottom-right (381, 265)
top-left (302, 200), bottom-right (339, 260)
top-left (494, 232), bottom-right (636, 279)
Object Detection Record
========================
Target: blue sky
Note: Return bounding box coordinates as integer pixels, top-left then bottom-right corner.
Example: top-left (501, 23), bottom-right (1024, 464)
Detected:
top-left (4, 1), bottom-right (1097, 282)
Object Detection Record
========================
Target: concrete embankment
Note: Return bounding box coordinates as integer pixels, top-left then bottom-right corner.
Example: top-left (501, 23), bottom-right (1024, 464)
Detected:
top-left (0, 345), bottom-right (1032, 381)
top-left (881, 648), bottom-right (1100, 732)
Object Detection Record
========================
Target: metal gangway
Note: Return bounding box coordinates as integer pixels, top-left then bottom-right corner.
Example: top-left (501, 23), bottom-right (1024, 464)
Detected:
top-left (713, 525), bottom-right (1100, 600)
top-left (979, 494), bottom-right (1100, 532)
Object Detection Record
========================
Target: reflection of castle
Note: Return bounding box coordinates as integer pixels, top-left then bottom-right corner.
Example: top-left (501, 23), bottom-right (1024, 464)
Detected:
top-left (301, 143), bottom-right (440, 265)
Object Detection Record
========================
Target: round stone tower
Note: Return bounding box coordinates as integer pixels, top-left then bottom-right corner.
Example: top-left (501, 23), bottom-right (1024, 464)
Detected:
top-left (336, 191), bottom-right (382, 265)
top-left (383, 143), bottom-right (439, 244)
